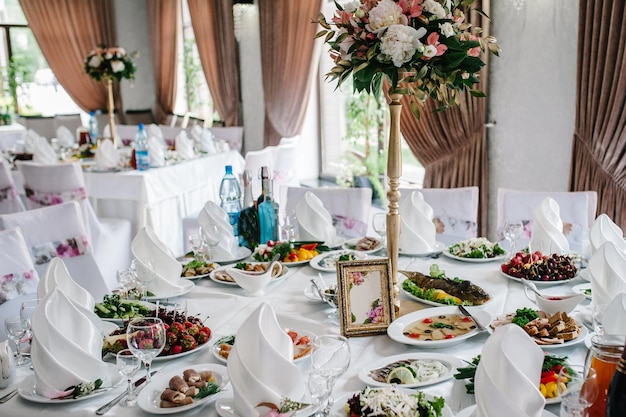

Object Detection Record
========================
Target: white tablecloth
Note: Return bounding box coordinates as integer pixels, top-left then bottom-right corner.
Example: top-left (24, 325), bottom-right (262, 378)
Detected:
top-left (0, 124), bottom-right (26, 151)
top-left (0, 251), bottom-right (588, 416)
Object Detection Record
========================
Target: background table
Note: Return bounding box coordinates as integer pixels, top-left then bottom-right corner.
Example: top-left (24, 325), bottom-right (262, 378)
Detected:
top-left (0, 124), bottom-right (26, 151)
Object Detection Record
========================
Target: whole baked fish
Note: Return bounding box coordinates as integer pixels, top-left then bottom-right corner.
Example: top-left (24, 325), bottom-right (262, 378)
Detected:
top-left (400, 270), bottom-right (491, 305)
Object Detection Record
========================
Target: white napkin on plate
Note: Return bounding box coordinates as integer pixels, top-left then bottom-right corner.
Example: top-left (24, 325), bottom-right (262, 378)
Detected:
top-left (529, 197), bottom-right (570, 254)
top-left (603, 292), bottom-right (626, 336)
top-left (131, 226), bottom-right (184, 297)
top-left (588, 241), bottom-right (626, 306)
top-left (148, 124), bottom-right (167, 148)
top-left (102, 124), bottom-right (121, 144)
top-left (37, 257), bottom-right (96, 313)
top-left (148, 136), bottom-right (166, 167)
top-left (190, 125), bottom-right (217, 154)
top-left (197, 201), bottom-right (239, 258)
top-left (32, 135), bottom-right (59, 164)
top-left (31, 287), bottom-right (110, 398)
top-left (56, 126), bottom-right (75, 148)
top-left (95, 138), bottom-right (120, 170)
top-left (399, 190), bottom-right (437, 253)
top-left (590, 214), bottom-right (626, 254)
top-left (175, 130), bottom-right (195, 160)
top-left (475, 325), bottom-right (545, 417)
top-left (296, 191), bottom-right (337, 244)
top-left (228, 302), bottom-right (304, 417)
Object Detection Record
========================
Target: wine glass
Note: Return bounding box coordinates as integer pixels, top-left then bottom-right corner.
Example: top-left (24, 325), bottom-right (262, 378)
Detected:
top-left (310, 335), bottom-right (351, 412)
top-left (135, 259), bottom-right (156, 301)
top-left (20, 298), bottom-right (39, 350)
top-left (558, 365), bottom-right (599, 417)
top-left (4, 316), bottom-right (29, 366)
top-left (308, 370), bottom-right (332, 417)
top-left (372, 212), bottom-right (387, 249)
top-left (281, 210), bottom-right (298, 242)
top-left (116, 349), bottom-right (141, 407)
top-left (503, 220), bottom-right (524, 255)
top-left (188, 234), bottom-right (205, 262)
top-left (200, 225), bottom-right (220, 261)
top-left (126, 317), bottom-right (165, 384)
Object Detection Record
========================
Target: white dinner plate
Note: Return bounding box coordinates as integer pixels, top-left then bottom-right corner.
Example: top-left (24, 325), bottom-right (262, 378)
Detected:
top-left (398, 242), bottom-right (446, 257)
top-left (387, 306), bottom-right (491, 348)
top-left (153, 336), bottom-right (213, 362)
top-left (456, 405), bottom-right (557, 417)
top-left (137, 363), bottom-right (228, 414)
top-left (18, 363), bottom-right (121, 403)
top-left (144, 279), bottom-right (195, 301)
top-left (539, 324), bottom-right (588, 350)
top-left (573, 283), bottom-right (592, 300)
top-left (210, 247), bottom-right (252, 264)
top-left (358, 352), bottom-right (464, 388)
top-left (329, 389), bottom-right (453, 417)
top-left (400, 284), bottom-right (492, 308)
top-left (442, 248), bottom-right (509, 263)
top-left (341, 237), bottom-right (384, 254)
top-left (309, 250), bottom-right (366, 273)
top-left (215, 393), bottom-right (315, 417)
top-left (500, 270), bottom-right (575, 287)
top-left (208, 263), bottom-right (291, 286)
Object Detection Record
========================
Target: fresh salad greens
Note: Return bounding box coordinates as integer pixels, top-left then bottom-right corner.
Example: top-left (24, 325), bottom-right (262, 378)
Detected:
top-left (511, 307), bottom-right (540, 327)
top-left (448, 237), bottom-right (505, 259)
top-left (94, 294), bottom-right (152, 319)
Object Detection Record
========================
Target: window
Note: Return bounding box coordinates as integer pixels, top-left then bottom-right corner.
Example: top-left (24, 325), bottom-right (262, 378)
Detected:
top-left (0, 0), bottom-right (81, 116)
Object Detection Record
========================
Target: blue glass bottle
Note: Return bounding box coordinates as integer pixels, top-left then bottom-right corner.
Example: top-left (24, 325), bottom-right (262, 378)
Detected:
top-left (258, 166), bottom-right (279, 243)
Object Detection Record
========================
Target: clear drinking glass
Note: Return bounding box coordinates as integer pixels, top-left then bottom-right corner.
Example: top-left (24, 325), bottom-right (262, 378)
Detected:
top-left (310, 335), bottom-right (351, 411)
top-left (308, 370), bottom-right (332, 417)
top-left (116, 349), bottom-right (141, 406)
top-left (558, 365), bottom-right (599, 417)
top-left (372, 212), bottom-right (387, 248)
top-left (188, 234), bottom-right (205, 262)
top-left (126, 317), bottom-right (165, 384)
top-left (19, 298), bottom-right (39, 357)
top-left (4, 316), bottom-right (29, 366)
top-left (135, 259), bottom-right (156, 301)
top-left (503, 220), bottom-right (524, 255)
top-left (281, 210), bottom-right (298, 242)
top-left (200, 225), bottom-right (220, 261)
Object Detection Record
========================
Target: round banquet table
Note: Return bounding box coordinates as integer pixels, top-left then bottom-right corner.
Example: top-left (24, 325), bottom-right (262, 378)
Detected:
top-left (0, 252), bottom-right (590, 416)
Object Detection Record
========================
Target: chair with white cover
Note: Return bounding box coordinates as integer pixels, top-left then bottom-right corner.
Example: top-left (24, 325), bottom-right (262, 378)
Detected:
top-left (0, 159), bottom-right (25, 214)
top-left (398, 186), bottom-right (479, 246)
top-left (15, 161), bottom-right (132, 284)
top-left (284, 186), bottom-right (372, 239)
top-left (273, 137), bottom-right (301, 207)
top-left (496, 188), bottom-right (598, 254)
top-left (210, 127), bottom-right (244, 153)
top-left (0, 227), bottom-right (39, 341)
top-left (244, 146), bottom-right (276, 198)
top-left (0, 201), bottom-right (111, 299)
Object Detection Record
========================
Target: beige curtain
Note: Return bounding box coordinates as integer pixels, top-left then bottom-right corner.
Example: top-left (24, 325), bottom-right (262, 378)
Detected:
top-left (19, 0), bottom-right (118, 113)
top-left (259, 0), bottom-right (323, 146)
top-left (398, 2), bottom-right (491, 235)
top-left (570, 1), bottom-right (626, 229)
top-left (147, 0), bottom-right (179, 124)
top-left (188, 0), bottom-right (240, 127)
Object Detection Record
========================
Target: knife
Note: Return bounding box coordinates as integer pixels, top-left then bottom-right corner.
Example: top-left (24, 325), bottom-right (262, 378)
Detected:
top-left (95, 370), bottom-right (156, 415)
top-left (458, 305), bottom-right (487, 332)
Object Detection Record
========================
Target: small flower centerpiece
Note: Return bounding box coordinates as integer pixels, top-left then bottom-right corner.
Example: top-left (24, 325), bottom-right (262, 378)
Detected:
top-left (84, 45), bottom-right (137, 147)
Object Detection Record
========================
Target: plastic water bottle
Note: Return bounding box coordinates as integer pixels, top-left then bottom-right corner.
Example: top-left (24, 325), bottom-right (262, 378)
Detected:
top-left (219, 165), bottom-right (242, 237)
top-left (88, 111), bottom-right (98, 143)
top-left (135, 123), bottom-right (150, 171)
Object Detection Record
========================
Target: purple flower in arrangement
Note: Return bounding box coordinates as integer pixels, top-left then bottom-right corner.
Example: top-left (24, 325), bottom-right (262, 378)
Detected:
top-left (364, 299), bottom-right (384, 324)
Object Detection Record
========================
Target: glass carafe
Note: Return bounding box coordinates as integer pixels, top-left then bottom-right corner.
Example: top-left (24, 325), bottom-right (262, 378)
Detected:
top-left (585, 334), bottom-right (624, 417)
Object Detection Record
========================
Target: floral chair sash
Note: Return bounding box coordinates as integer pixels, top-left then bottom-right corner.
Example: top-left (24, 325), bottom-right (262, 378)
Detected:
top-left (30, 235), bottom-right (90, 265)
top-left (332, 215), bottom-right (368, 238)
top-left (0, 269), bottom-right (38, 305)
top-left (0, 185), bottom-right (18, 202)
top-left (24, 185), bottom-right (87, 207)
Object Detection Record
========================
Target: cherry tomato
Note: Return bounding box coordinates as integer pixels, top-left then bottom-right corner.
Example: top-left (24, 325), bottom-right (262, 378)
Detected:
top-left (422, 318), bottom-right (433, 324)
top-left (461, 316), bottom-right (473, 322)
top-left (445, 334), bottom-right (456, 339)
top-left (408, 332), bottom-right (420, 338)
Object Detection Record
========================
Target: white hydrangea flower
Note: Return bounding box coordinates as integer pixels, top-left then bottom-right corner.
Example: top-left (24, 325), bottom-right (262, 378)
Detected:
top-left (88, 55), bottom-right (102, 68)
top-left (422, 44), bottom-right (438, 58)
top-left (439, 22), bottom-right (455, 37)
top-left (423, 0), bottom-right (446, 18)
top-left (104, 52), bottom-right (113, 60)
top-left (367, 0), bottom-right (407, 33)
top-left (342, 0), bottom-right (360, 13)
top-left (116, 47), bottom-right (126, 57)
top-left (110, 60), bottom-right (125, 73)
top-left (380, 24), bottom-right (423, 67)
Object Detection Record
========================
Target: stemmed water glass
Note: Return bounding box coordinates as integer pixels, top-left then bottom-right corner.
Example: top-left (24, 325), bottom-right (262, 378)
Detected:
top-left (116, 349), bottom-right (141, 407)
top-left (309, 335), bottom-right (351, 415)
top-left (200, 225), bottom-right (220, 261)
top-left (308, 370), bottom-right (332, 417)
top-left (134, 259), bottom-right (156, 301)
top-left (4, 316), bottom-right (29, 366)
top-left (503, 220), bottom-right (524, 256)
top-left (126, 317), bottom-right (165, 385)
top-left (281, 210), bottom-right (298, 242)
top-left (20, 298), bottom-right (39, 356)
top-left (188, 234), bottom-right (206, 262)
top-left (372, 212), bottom-right (387, 249)
top-left (558, 365), bottom-right (599, 417)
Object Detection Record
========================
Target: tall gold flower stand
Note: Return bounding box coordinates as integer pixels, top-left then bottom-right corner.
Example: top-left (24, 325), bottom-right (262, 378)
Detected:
top-left (106, 78), bottom-right (118, 148)
top-left (387, 92), bottom-right (403, 316)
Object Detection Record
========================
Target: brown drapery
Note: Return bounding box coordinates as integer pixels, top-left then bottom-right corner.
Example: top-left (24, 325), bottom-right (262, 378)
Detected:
top-left (570, 1), bottom-right (626, 230)
top-left (147, 0), bottom-right (179, 124)
top-left (188, 0), bottom-right (240, 127)
top-left (19, 0), bottom-right (119, 114)
top-left (398, 1), bottom-right (491, 236)
top-left (258, 0), bottom-right (323, 146)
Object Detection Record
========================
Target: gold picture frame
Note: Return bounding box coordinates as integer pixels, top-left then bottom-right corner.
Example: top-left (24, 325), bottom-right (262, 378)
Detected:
top-left (336, 258), bottom-right (395, 337)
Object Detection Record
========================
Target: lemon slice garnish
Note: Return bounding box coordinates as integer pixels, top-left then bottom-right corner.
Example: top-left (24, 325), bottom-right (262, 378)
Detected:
top-left (385, 366), bottom-right (416, 384)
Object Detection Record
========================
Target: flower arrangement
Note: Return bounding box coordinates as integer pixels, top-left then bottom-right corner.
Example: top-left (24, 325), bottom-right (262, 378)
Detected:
top-left (315, 0), bottom-right (500, 112)
top-left (84, 45), bottom-right (137, 82)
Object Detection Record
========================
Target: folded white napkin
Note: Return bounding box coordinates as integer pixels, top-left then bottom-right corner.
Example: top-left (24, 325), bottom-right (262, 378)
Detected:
top-left (399, 191), bottom-right (437, 253)
top-left (590, 214), bottom-right (626, 254)
top-left (148, 136), bottom-right (166, 167)
top-left (37, 257), bottom-right (95, 313)
top-left (102, 124), bottom-right (121, 144)
top-left (56, 126), bottom-right (75, 148)
top-left (131, 226), bottom-right (184, 296)
top-left (228, 302), bottom-right (304, 417)
top-left (148, 124), bottom-right (167, 148)
top-left (529, 197), bottom-right (570, 254)
top-left (588, 241), bottom-right (626, 306)
top-left (175, 130), bottom-right (195, 160)
top-left (475, 325), bottom-right (545, 417)
top-left (198, 201), bottom-right (239, 258)
top-left (23, 129), bottom-right (38, 154)
top-left (31, 287), bottom-right (110, 398)
top-left (215, 138), bottom-right (230, 153)
top-left (95, 138), bottom-right (120, 170)
top-left (33, 136), bottom-right (59, 164)
top-left (295, 191), bottom-right (337, 244)
top-left (191, 125), bottom-right (217, 153)
top-left (603, 293), bottom-right (626, 336)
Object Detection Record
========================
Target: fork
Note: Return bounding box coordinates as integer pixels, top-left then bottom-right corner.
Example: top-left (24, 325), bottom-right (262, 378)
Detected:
top-left (0, 388), bottom-right (17, 404)
top-left (458, 305), bottom-right (487, 332)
